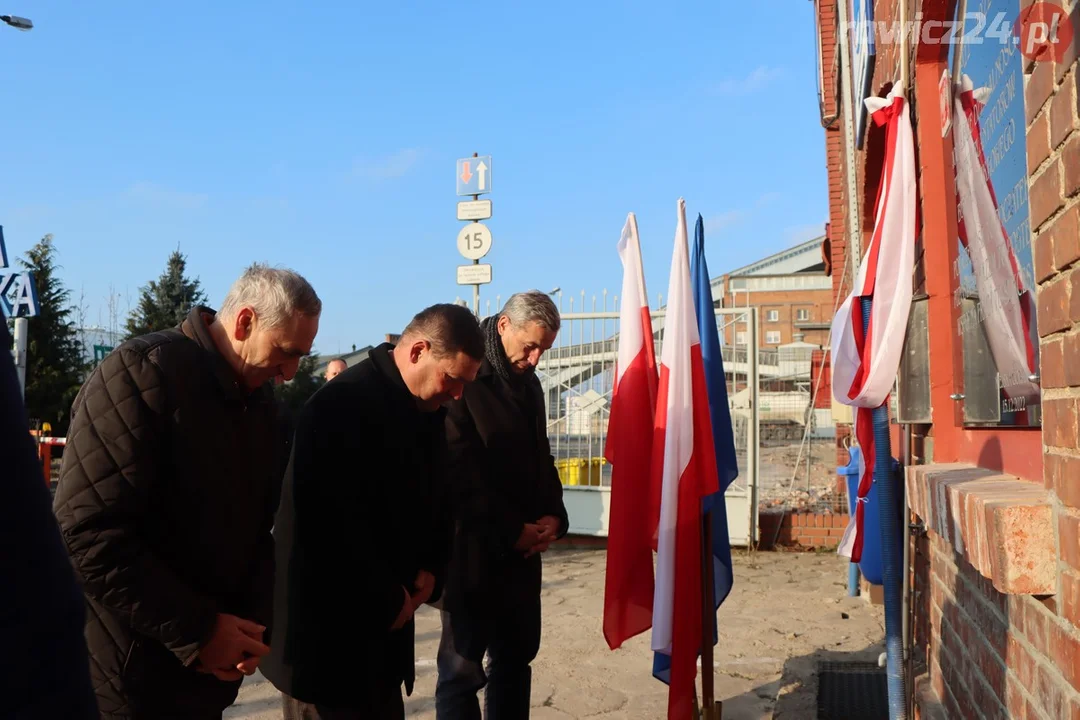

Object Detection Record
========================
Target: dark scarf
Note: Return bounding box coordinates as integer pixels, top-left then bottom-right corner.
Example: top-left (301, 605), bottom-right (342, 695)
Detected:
top-left (481, 315), bottom-right (525, 386)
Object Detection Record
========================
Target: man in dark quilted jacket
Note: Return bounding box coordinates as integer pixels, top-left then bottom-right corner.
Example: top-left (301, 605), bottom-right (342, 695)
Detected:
top-left (53, 263), bottom-right (321, 719)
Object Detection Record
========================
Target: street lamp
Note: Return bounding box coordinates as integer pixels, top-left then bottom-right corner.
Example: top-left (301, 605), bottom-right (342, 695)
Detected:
top-left (1, 14), bottom-right (32, 30)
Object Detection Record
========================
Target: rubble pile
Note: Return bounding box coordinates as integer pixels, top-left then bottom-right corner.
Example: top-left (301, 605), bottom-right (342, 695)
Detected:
top-left (759, 483), bottom-right (848, 514)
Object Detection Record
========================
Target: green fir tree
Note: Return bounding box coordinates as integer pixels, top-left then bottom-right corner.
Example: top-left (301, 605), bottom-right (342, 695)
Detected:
top-left (125, 249), bottom-right (207, 339)
top-left (13, 234), bottom-right (87, 434)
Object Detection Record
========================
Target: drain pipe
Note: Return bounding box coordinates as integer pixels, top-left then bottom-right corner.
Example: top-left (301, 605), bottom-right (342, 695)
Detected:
top-left (888, 4), bottom-right (912, 718)
top-left (902, 423), bottom-right (913, 719)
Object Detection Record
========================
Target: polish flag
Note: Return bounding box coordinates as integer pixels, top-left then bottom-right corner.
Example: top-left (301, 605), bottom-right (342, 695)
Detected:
top-left (831, 82), bottom-right (917, 562)
top-left (603, 212), bottom-right (660, 651)
top-left (651, 198), bottom-right (720, 720)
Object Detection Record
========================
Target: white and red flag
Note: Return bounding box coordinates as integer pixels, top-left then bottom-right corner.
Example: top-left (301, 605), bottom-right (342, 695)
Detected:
top-left (952, 74), bottom-right (1038, 402)
top-left (831, 81), bottom-right (917, 562)
top-left (650, 198), bottom-right (720, 720)
top-left (603, 212), bottom-right (660, 651)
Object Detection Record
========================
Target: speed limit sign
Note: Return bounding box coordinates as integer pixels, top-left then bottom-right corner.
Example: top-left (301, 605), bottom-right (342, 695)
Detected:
top-left (457, 223), bottom-right (492, 261)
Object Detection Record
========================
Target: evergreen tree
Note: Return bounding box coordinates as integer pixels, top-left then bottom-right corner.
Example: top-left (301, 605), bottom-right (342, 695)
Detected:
top-left (125, 249), bottom-right (207, 339)
top-left (274, 354), bottom-right (325, 415)
top-left (13, 234), bottom-right (87, 434)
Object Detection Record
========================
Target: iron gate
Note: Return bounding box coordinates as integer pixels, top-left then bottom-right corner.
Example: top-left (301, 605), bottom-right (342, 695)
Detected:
top-left (535, 300), bottom-right (761, 547)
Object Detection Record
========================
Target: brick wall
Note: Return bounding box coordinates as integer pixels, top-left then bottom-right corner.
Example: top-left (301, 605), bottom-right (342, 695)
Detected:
top-left (1028, 0), bottom-right (1080, 715)
top-left (813, 0), bottom-right (1080, 714)
top-left (907, 0), bottom-right (1080, 715)
top-left (923, 530), bottom-right (1080, 718)
top-left (810, 350), bottom-right (832, 409)
top-left (757, 510), bottom-right (850, 550)
top-left (1030, 0), bottom-right (1080, 530)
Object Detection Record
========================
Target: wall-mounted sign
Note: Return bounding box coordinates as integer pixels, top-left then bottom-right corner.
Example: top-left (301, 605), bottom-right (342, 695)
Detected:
top-left (0, 225), bottom-right (40, 318)
top-left (849, 0), bottom-right (876, 149)
top-left (951, 0), bottom-right (1040, 428)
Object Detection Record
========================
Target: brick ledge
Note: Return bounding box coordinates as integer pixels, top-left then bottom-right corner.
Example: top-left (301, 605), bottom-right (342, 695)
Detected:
top-left (907, 463), bottom-right (1055, 595)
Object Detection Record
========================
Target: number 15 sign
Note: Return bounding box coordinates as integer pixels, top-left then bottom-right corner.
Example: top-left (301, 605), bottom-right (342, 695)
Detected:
top-left (457, 222), bottom-right (492, 260)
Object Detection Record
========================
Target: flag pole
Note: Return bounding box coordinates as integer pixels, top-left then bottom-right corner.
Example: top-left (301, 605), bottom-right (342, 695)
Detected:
top-left (700, 510), bottom-right (721, 720)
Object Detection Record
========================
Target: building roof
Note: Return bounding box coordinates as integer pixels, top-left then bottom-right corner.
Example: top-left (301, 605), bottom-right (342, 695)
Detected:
top-left (713, 233), bottom-right (827, 283)
top-left (312, 345), bottom-right (375, 377)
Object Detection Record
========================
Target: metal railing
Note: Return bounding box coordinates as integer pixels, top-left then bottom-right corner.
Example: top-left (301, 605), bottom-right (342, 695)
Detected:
top-left (537, 303), bottom-right (763, 546)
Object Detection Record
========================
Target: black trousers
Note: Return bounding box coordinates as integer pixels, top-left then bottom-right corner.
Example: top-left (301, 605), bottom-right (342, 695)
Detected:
top-left (434, 597), bottom-right (542, 720)
top-left (281, 689), bottom-right (404, 720)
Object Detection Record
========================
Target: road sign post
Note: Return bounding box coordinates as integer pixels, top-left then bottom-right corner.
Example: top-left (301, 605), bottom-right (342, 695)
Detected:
top-left (13, 317), bottom-right (27, 398)
top-left (456, 152), bottom-right (494, 315)
top-left (1, 225), bottom-right (40, 402)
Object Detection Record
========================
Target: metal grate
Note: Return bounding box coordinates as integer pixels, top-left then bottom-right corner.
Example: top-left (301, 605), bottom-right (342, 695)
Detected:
top-left (816, 661), bottom-right (888, 719)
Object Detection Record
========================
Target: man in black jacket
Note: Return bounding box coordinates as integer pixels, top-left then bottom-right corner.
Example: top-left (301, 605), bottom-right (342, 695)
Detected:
top-left (436, 290), bottom-right (570, 719)
top-left (262, 303), bottom-right (485, 720)
top-left (0, 321), bottom-right (98, 719)
top-left (53, 263), bottom-right (321, 719)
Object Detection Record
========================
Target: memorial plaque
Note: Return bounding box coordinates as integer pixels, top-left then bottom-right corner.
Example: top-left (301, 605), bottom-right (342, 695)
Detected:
top-left (951, 0), bottom-right (1041, 427)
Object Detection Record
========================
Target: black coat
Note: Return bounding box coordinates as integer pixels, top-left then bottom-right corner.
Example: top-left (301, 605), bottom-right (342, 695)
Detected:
top-left (261, 343), bottom-right (452, 709)
top-left (52, 306), bottom-right (283, 719)
top-left (442, 358), bottom-right (570, 656)
top-left (0, 321), bottom-right (99, 719)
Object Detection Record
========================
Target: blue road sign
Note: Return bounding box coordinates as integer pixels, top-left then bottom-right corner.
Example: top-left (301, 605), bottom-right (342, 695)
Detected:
top-left (456, 155), bottom-right (492, 196)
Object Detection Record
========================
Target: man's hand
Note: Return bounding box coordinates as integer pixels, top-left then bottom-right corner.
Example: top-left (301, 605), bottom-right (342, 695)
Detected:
top-left (536, 515), bottom-right (561, 537)
top-left (198, 666), bottom-right (245, 681)
top-left (235, 654), bottom-right (262, 676)
top-left (390, 586), bottom-right (415, 630)
top-left (412, 570), bottom-right (436, 608)
top-left (197, 614), bottom-right (270, 678)
top-left (525, 516), bottom-right (561, 557)
top-left (514, 523), bottom-right (545, 553)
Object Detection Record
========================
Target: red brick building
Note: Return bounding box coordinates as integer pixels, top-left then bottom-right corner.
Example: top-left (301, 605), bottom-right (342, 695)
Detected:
top-left (815, 0), bottom-right (1080, 716)
top-left (715, 234), bottom-right (835, 348)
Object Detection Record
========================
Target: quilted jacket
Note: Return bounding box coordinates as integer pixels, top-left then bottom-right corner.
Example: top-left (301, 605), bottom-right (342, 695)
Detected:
top-left (52, 306), bottom-right (285, 719)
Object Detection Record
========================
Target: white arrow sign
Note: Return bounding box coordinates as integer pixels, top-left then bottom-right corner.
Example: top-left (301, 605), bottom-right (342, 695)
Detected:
top-left (476, 160), bottom-right (488, 192)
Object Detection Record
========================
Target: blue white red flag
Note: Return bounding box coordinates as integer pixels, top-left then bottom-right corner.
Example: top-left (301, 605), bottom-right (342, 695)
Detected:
top-left (690, 213), bottom-right (739, 626)
top-left (830, 82), bottom-right (917, 562)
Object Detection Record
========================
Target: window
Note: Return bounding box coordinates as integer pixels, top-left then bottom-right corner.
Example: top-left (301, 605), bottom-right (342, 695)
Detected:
top-left (766, 310), bottom-right (779, 322)
top-left (765, 331), bottom-right (781, 345)
top-left (736, 332), bottom-right (748, 345)
top-left (796, 308), bottom-right (811, 321)
top-left (729, 275), bottom-right (832, 291)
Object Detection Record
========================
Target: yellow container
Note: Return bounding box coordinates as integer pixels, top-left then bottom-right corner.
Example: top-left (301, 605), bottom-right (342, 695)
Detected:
top-left (587, 457), bottom-right (607, 486)
top-left (556, 458), bottom-right (586, 486)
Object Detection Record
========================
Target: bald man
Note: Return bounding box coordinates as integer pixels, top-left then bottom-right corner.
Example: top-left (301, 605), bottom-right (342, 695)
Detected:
top-left (324, 358), bottom-right (347, 381)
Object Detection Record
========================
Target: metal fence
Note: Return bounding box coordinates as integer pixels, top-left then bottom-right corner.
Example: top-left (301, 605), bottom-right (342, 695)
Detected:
top-left (755, 345), bottom-right (845, 516)
top-left (535, 297), bottom-right (763, 545)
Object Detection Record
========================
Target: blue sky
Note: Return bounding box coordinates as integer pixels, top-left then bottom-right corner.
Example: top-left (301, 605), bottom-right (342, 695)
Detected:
top-left (1, 1), bottom-right (827, 356)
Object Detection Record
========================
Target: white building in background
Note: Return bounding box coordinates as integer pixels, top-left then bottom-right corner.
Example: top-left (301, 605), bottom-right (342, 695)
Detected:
top-left (75, 326), bottom-right (125, 372)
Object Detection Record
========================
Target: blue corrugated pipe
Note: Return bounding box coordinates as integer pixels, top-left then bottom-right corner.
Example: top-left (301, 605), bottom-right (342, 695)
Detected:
top-left (861, 297), bottom-right (905, 719)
